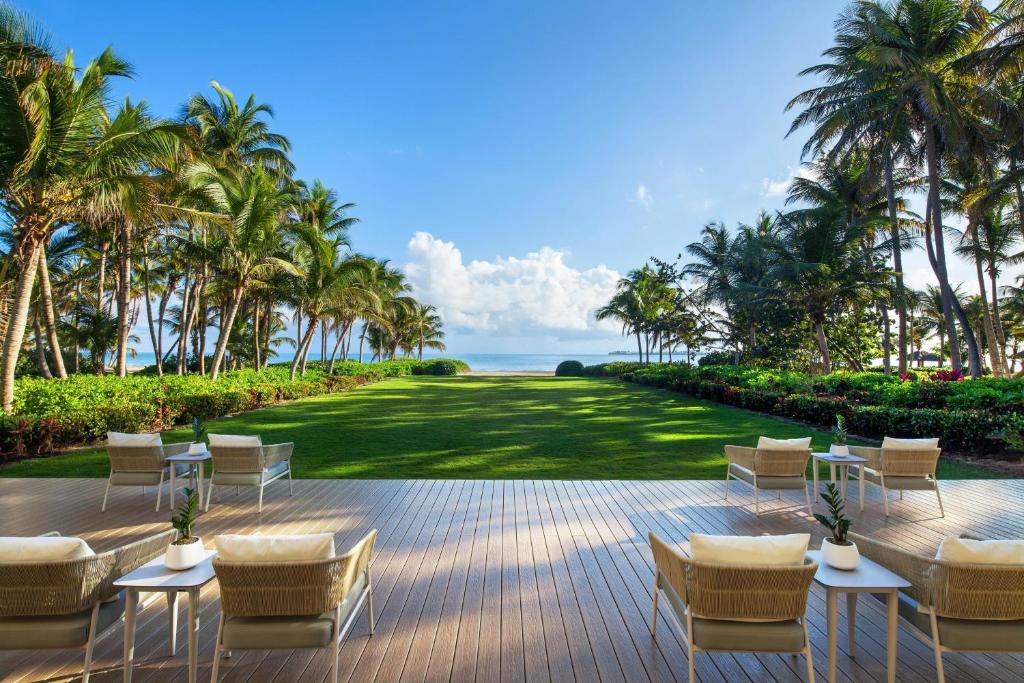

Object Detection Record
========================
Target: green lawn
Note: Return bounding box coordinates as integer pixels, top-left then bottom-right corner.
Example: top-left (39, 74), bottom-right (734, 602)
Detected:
top-left (0, 376), bottom-right (998, 479)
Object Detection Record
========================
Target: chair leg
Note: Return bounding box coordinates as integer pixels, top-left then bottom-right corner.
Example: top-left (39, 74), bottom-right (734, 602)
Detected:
top-left (288, 463), bottom-right (293, 495)
top-left (935, 482), bottom-right (945, 518)
top-left (803, 619), bottom-right (815, 683)
top-left (331, 605), bottom-right (342, 683)
top-left (859, 470), bottom-right (865, 512)
top-left (803, 481), bottom-right (812, 517)
top-left (211, 613), bottom-right (224, 682)
top-left (82, 603), bottom-right (100, 683)
top-left (206, 474), bottom-right (215, 512)
top-left (101, 475), bottom-right (112, 512)
top-left (686, 612), bottom-right (696, 682)
top-left (754, 484), bottom-right (760, 516)
top-left (155, 469), bottom-right (165, 512)
top-left (724, 472), bottom-right (730, 501)
top-left (929, 610), bottom-right (946, 683)
top-left (367, 569), bottom-right (375, 635)
top-left (651, 574), bottom-right (660, 636)
top-left (258, 485), bottom-right (264, 513)
top-left (880, 477), bottom-right (890, 517)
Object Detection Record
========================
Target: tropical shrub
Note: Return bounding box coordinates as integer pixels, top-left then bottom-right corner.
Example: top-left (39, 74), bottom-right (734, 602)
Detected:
top-left (555, 360), bottom-right (585, 377)
top-left (425, 360), bottom-right (461, 376)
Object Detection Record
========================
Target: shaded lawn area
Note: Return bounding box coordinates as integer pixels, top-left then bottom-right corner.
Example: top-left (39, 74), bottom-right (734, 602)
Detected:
top-left (0, 376), bottom-right (998, 479)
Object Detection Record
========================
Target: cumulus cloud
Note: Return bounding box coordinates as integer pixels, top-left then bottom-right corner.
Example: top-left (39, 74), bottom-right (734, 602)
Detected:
top-left (761, 165), bottom-right (817, 197)
top-left (634, 184), bottom-right (651, 209)
top-left (403, 232), bottom-right (622, 337)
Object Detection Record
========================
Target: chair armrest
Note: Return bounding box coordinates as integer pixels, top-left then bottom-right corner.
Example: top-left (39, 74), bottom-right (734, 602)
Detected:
top-left (38, 531), bottom-right (61, 537)
top-left (649, 532), bottom-right (690, 605)
top-left (724, 445), bottom-right (755, 470)
top-left (847, 446), bottom-right (881, 468)
top-left (848, 532), bottom-right (933, 607)
top-left (161, 442), bottom-right (191, 458)
top-left (261, 443), bottom-right (294, 467)
top-left (92, 529), bottom-right (177, 602)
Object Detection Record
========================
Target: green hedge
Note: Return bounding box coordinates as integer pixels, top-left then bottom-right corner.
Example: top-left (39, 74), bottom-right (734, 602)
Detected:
top-left (555, 360), bottom-right (585, 377)
top-left (2, 358), bottom-right (469, 457)
top-left (590, 362), bottom-right (1018, 455)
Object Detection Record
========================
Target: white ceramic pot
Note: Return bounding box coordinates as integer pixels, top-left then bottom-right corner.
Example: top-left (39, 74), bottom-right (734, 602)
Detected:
top-left (821, 537), bottom-right (860, 570)
top-left (829, 443), bottom-right (850, 457)
top-left (188, 442), bottom-right (207, 455)
top-left (165, 537), bottom-right (204, 570)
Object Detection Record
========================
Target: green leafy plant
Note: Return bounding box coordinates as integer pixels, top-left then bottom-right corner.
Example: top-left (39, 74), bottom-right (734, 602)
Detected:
top-left (831, 415), bottom-right (847, 445)
top-left (191, 416), bottom-right (207, 444)
top-left (555, 360), bottom-right (585, 377)
top-left (814, 483), bottom-right (851, 545)
top-left (170, 488), bottom-right (199, 545)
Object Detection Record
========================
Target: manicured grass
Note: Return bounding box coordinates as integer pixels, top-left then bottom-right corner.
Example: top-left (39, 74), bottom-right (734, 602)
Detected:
top-left (0, 376), bottom-right (999, 479)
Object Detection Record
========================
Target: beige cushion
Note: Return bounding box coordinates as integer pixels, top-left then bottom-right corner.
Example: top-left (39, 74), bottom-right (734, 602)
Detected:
top-left (0, 592), bottom-right (125, 649)
top-left (757, 436), bottom-right (811, 450)
top-left (690, 533), bottom-right (809, 566)
top-left (882, 436), bottom-right (939, 450)
top-left (692, 616), bottom-right (806, 652)
top-left (0, 536), bottom-right (95, 562)
top-left (209, 434), bottom-right (262, 448)
top-left (107, 431), bottom-right (161, 447)
top-left (936, 537), bottom-right (1024, 566)
top-left (215, 533), bottom-right (335, 562)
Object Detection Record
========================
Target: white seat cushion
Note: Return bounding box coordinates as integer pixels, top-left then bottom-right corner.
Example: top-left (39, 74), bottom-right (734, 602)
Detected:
top-left (0, 536), bottom-right (95, 562)
top-left (209, 434), bottom-right (262, 448)
top-left (757, 436), bottom-right (811, 450)
top-left (882, 437), bottom-right (939, 450)
top-left (107, 431), bottom-right (161, 447)
top-left (690, 533), bottom-right (810, 566)
top-left (215, 533), bottom-right (335, 562)
top-left (936, 537), bottom-right (1024, 566)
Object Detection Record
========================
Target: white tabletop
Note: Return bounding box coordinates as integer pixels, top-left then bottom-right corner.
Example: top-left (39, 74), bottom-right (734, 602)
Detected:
top-left (168, 445), bottom-right (211, 462)
top-left (807, 550), bottom-right (911, 590)
top-left (115, 550), bottom-right (217, 590)
top-left (812, 452), bottom-right (867, 464)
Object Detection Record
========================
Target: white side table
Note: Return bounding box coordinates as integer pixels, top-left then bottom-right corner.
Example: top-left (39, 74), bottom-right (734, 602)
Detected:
top-left (167, 445), bottom-right (211, 509)
top-left (812, 452), bottom-right (867, 502)
top-left (807, 550), bottom-right (911, 683)
top-left (115, 549), bottom-right (217, 683)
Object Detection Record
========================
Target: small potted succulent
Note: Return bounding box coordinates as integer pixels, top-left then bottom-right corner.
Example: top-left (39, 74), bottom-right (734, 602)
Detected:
top-left (829, 415), bottom-right (849, 457)
top-left (189, 416), bottom-right (208, 455)
top-left (165, 488), bottom-right (204, 570)
top-left (815, 483), bottom-right (859, 570)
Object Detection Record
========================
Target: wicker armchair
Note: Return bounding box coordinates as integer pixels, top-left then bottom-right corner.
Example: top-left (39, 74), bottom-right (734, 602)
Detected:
top-left (211, 530), bottom-right (377, 683)
top-left (849, 532), bottom-right (1024, 682)
top-left (847, 442), bottom-right (943, 517)
top-left (723, 444), bottom-right (812, 516)
top-left (206, 434), bottom-right (294, 513)
top-left (103, 432), bottom-right (191, 512)
top-left (649, 533), bottom-right (818, 681)
top-left (0, 529), bottom-right (175, 682)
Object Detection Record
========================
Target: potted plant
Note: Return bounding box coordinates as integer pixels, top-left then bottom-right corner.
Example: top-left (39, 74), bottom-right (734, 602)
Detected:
top-left (829, 415), bottom-right (849, 456)
top-left (814, 483), bottom-right (859, 570)
top-left (165, 488), bottom-right (204, 570)
top-left (189, 416), bottom-right (208, 455)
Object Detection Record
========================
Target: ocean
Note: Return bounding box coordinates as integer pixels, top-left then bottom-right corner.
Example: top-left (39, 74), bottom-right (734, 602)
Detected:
top-left (125, 352), bottom-right (640, 373)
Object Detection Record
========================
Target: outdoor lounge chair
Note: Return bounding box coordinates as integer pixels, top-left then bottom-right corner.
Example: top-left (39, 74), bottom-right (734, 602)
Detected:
top-left (210, 530), bottom-right (377, 683)
top-left (103, 431), bottom-right (191, 512)
top-left (649, 532), bottom-right (818, 682)
top-left (849, 532), bottom-right (1024, 683)
top-left (0, 529), bottom-right (175, 683)
top-left (723, 437), bottom-right (813, 516)
top-left (206, 434), bottom-right (294, 513)
top-left (848, 437), bottom-right (943, 517)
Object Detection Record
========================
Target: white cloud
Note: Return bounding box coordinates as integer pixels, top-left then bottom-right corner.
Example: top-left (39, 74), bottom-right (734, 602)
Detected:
top-left (403, 232), bottom-right (622, 337)
top-left (761, 164), bottom-right (817, 197)
top-left (634, 183), bottom-right (651, 209)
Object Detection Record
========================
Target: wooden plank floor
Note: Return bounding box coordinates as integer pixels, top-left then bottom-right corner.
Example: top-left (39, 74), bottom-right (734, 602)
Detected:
top-left (1, 477), bottom-right (1023, 682)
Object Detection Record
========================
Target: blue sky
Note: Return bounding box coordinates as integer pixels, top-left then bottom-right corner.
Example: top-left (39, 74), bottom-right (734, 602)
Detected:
top-left (27, 0), bottom-right (953, 355)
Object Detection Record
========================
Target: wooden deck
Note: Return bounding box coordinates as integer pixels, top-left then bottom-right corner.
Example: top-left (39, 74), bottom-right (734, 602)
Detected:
top-left (1, 477), bottom-right (1023, 682)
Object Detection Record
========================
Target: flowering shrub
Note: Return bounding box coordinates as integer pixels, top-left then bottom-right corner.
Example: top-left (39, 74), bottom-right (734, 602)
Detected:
top-left (930, 369), bottom-right (964, 382)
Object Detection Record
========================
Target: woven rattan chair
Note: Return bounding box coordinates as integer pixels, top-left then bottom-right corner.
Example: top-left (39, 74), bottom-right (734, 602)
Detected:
top-left (849, 532), bottom-right (1024, 682)
top-left (723, 444), bottom-right (812, 516)
top-left (0, 529), bottom-right (175, 682)
top-left (847, 442), bottom-right (943, 517)
top-left (649, 532), bottom-right (818, 681)
top-left (210, 530), bottom-right (377, 683)
top-left (206, 434), bottom-right (294, 513)
top-left (103, 433), bottom-right (190, 512)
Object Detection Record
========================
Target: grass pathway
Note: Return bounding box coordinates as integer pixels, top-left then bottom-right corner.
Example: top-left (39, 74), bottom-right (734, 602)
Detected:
top-left (0, 376), bottom-right (995, 479)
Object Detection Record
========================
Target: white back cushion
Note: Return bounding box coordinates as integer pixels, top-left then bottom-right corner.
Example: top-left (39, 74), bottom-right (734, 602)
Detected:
top-left (882, 437), bottom-right (939, 450)
top-left (0, 536), bottom-right (95, 562)
top-left (690, 533), bottom-right (810, 566)
top-left (757, 436), bottom-right (812, 451)
top-left (937, 537), bottom-right (1024, 566)
top-left (208, 434), bottom-right (262, 448)
top-left (108, 431), bottom-right (161, 447)
top-left (215, 533), bottom-right (334, 562)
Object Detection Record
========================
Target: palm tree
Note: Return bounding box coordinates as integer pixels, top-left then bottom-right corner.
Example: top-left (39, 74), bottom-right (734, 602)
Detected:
top-left (405, 302), bottom-right (446, 361)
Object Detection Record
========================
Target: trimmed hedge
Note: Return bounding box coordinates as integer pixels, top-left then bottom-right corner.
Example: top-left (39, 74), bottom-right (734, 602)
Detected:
top-left (555, 360), bottom-right (585, 377)
top-left (2, 358), bottom-right (469, 458)
top-left (593, 362), bottom-right (1018, 455)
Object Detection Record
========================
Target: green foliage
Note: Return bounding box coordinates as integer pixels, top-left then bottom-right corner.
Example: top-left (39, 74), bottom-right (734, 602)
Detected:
top-left (170, 488), bottom-right (199, 542)
top-left (191, 416), bottom-right (207, 444)
top-left (580, 361), bottom-right (645, 377)
top-left (831, 415), bottom-right (847, 445)
top-left (697, 351), bottom-right (735, 367)
top-left (814, 483), bottom-right (851, 545)
top-left (555, 360), bottom-right (585, 377)
top-left (425, 360), bottom-right (461, 376)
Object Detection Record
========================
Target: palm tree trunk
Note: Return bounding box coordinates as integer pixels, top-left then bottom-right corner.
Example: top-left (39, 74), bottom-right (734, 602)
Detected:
top-left (328, 321), bottom-right (349, 373)
top-left (359, 322), bottom-right (368, 363)
top-left (176, 265), bottom-right (192, 374)
top-left (210, 286), bottom-right (243, 381)
top-left (1011, 157), bottom-right (1024, 243)
top-left (290, 318), bottom-right (319, 380)
top-left (635, 330), bottom-right (642, 363)
top-left (881, 303), bottom-right (892, 374)
top-left (36, 246), bottom-right (66, 378)
top-left (972, 241), bottom-right (1001, 375)
top-left (252, 299), bottom-right (261, 370)
top-left (72, 279), bottom-right (81, 374)
top-left (33, 312), bottom-right (52, 379)
top-left (814, 321), bottom-right (831, 374)
top-left (141, 241), bottom-right (161, 376)
top-left (989, 266), bottom-right (1008, 373)
top-left (1, 234), bottom-right (43, 412)
top-left (885, 150), bottom-right (908, 374)
top-left (925, 126), bottom-right (964, 373)
top-left (96, 241), bottom-right (108, 314)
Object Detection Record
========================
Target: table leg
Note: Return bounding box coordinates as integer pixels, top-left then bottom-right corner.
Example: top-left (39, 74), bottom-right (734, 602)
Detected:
top-left (813, 460), bottom-right (819, 501)
top-left (188, 587), bottom-right (200, 683)
top-left (123, 588), bottom-right (138, 683)
top-left (887, 590), bottom-right (898, 683)
top-left (840, 464), bottom-right (849, 500)
top-left (169, 465), bottom-right (175, 510)
top-left (827, 588), bottom-right (837, 683)
top-left (167, 592), bottom-right (179, 656)
top-left (846, 593), bottom-right (857, 655)
top-left (197, 464), bottom-right (205, 509)
top-left (829, 463), bottom-right (837, 488)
